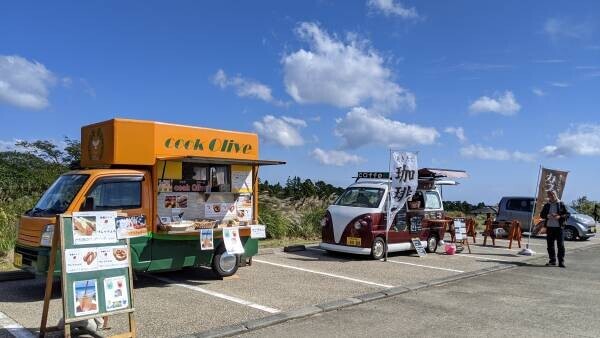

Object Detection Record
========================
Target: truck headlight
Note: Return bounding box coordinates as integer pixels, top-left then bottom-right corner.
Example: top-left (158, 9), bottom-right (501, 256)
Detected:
top-left (40, 224), bottom-right (54, 247)
top-left (354, 221), bottom-right (362, 230)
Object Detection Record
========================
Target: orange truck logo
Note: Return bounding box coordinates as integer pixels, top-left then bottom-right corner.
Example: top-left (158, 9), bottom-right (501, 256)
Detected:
top-left (88, 128), bottom-right (104, 161)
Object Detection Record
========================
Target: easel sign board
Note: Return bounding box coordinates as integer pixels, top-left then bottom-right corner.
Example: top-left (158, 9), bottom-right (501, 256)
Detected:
top-left (454, 219), bottom-right (467, 241)
top-left (59, 213), bottom-right (135, 323)
top-left (411, 238), bottom-right (427, 257)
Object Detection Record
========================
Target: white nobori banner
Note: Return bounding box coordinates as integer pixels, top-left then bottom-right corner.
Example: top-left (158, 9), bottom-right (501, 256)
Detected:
top-left (387, 151), bottom-right (418, 229)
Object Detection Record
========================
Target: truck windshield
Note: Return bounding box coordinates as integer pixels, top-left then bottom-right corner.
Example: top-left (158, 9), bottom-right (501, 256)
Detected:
top-left (335, 187), bottom-right (384, 208)
top-left (27, 174), bottom-right (89, 216)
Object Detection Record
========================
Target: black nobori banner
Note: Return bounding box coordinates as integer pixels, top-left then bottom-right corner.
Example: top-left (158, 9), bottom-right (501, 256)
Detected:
top-left (357, 172), bottom-right (389, 179)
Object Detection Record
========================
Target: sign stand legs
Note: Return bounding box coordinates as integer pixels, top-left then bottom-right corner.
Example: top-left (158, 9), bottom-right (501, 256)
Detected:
top-left (39, 220), bottom-right (60, 337)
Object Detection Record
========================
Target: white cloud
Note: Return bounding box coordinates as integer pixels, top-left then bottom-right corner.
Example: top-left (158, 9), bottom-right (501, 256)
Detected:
top-left (460, 144), bottom-right (535, 162)
top-left (542, 124), bottom-right (600, 157)
top-left (253, 115), bottom-right (305, 147)
top-left (549, 82), bottom-right (570, 88)
top-left (213, 69), bottom-right (275, 103)
top-left (282, 22), bottom-right (415, 113)
top-left (334, 107), bottom-right (438, 149)
top-left (468, 91), bottom-right (521, 116)
top-left (532, 88), bottom-right (546, 96)
top-left (0, 55), bottom-right (56, 110)
top-left (543, 18), bottom-right (593, 40)
top-left (444, 127), bottom-right (467, 143)
top-left (281, 116), bottom-right (307, 127)
top-left (533, 59), bottom-right (566, 64)
top-left (367, 0), bottom-right (419, 19)
top-left (311, 148), bottom-right (365, 166)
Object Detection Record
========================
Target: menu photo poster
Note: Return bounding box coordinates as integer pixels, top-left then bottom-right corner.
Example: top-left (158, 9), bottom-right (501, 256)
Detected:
top-left (104, 275), bottom-right (129, 312)
top-left (222, 227), bottom-right (245, 254)
top-left (200, 228), bottom-right (214, 250)
top-left (205, 202), bottom-right (236, 219)
top-left (235, 194), bottom-right (253, 222)
top-left (231, 165), bottom-right (252, 193)
top-left (73, 279), bottom-right (99, 317)
top-left (116, 215), bottom-right (148, 239)
top-left (72, 211), bottom-right (118, 245)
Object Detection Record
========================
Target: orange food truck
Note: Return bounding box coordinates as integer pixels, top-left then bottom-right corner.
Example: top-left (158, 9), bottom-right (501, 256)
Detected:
top-left (14, 118), bottom-right (284, 277)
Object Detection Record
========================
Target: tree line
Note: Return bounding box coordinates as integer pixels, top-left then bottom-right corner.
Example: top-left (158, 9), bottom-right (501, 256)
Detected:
top-left (259, 176), bottom-right (345, 200)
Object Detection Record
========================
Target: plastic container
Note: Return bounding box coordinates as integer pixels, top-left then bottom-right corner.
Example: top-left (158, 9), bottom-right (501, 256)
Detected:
top-left (444, 243), bottom-right (457, 255)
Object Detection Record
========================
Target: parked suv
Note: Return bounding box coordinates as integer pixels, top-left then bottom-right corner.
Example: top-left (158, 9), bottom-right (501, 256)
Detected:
top-left (496, 196), bottom-right (597, 240)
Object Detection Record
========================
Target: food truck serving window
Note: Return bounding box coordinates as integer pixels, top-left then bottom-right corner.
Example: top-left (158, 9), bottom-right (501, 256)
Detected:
top-left (85, 177), bottom-right (142, 210)
top-left (335, 187), bottom-right (385, 208)
top-left (424, 191), bottom-right (442, 209)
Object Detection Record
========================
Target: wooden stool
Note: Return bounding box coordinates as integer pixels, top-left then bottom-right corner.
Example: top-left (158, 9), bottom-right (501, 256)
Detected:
top-left (466, 218), bottom-right (477, 243)
top-left (508, 220), bottom-right (522, 249)
top-left (482, 217), bottom-right (496, 246)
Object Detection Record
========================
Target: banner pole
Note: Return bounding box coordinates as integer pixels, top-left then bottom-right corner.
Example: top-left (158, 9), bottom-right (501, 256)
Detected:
top-left (520, 165), bottom-right (542, 256)
top-left (385, 148), bottom-right (392, 262)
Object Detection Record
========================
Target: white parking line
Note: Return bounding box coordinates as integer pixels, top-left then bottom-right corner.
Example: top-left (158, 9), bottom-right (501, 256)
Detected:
top-left (0, 311), bottom-right (36, 338)
top-left (454, 254), bottom-right (515, 263)
top-left (148, 275), bottom-right (280, 314)
top-left (253, 259), bottom-right (394, 288)
top-left (386, 260), bottom-right (465, 273)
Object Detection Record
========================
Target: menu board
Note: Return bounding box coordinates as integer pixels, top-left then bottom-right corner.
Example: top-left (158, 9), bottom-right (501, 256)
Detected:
top-left (72, 211), bottom-right (118, 245)
top-left (231, 165), bottom-right (252, 193)
top-left (454, 218), bottom-right (467, 240)
top-left (223, 227), bottom-right (245, 254)
top-left (59, 213), bottom-right (134, 321)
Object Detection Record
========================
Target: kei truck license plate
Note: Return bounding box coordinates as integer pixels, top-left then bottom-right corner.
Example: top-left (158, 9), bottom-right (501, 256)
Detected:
top-left (346, 237), bottom-right (361, 246)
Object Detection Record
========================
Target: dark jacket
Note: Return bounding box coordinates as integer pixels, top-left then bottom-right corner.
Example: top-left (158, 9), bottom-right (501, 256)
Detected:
top-left (540, 201), bottom-right (570, 227)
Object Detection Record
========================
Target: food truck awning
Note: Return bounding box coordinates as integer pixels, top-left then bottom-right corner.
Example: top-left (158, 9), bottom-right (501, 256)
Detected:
top-left (157, 156), bottom-right (286, 166)
top-left (418, 168), bottom-right (469, 179)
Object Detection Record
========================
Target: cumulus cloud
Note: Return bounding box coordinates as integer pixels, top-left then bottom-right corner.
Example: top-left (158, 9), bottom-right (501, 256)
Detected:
top-left (253, 115), bottom-right (306, 147)
top-left (367, 0), bottom-right (419, 19)
top-left (311, 148), bottom-right (365, 166)
top-left (213, 69), bottom-right (276, 103)
top-left (444, 126), bottom-right (467, 143)
top-left (542, 124), bottom-right (600, 157)
top-left (282, 22), bottom-right (415, 113)
top-left (460, 144), bottom-right (535, 162)
top-left (334, 107), bottom-right (438, 149)
top-left (0, 55), bottom-right (56, 110)
top-left (468, 91), bottom-right (521, 116)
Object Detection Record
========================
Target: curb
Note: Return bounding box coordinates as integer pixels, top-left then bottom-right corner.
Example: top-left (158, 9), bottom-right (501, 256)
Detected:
top-left (182, 240), bottom-right (600, 338)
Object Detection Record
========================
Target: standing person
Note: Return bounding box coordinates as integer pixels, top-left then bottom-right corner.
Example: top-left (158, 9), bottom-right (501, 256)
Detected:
top-left (593, 204), bottom-right (599, 223)
top-left (540, 190), bottom-right (570, 268)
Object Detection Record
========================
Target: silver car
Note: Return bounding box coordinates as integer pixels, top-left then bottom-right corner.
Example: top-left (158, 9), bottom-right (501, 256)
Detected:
top-left (496, 196), bottom-right (597, 241)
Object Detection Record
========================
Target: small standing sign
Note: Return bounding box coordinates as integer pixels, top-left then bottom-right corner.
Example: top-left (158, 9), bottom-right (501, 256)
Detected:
top-left (411, 238), bottom-right (427, 257)
top-left (40, 212), bottom-right (137, 338)
top-left (453, 218), bottom-right (471, 254)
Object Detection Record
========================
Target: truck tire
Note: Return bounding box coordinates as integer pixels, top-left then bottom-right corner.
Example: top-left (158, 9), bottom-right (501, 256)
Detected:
top-left (211, 248), bottom-right (239, 277)
top-left (371, 237), bottom-right (386, 260)
top-left (563, 226), bottom-right (577, 241)
top-left (425, 235), bottom-right (438, 253)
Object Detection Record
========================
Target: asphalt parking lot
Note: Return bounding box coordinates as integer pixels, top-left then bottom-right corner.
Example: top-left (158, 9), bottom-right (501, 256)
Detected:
top-left (1, 233), bottom-right (598, 338)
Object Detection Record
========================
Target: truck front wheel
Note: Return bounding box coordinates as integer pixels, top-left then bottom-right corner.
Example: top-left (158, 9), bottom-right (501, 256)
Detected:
top-left (426, 235), bottom-right (438, 253)
top-left (212, 249), bottom-right (239, 277)
top-left (371, 237), bottom-right (386, 260)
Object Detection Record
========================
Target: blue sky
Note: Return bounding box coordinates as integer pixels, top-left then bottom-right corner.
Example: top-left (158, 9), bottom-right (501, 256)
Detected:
top-left (1, 0), bottom-right (599, 204)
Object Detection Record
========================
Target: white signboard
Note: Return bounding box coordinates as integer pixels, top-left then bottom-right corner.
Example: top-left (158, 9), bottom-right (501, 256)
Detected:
top-left (235, 194), bottom-right (253, 222)
top-left (72, 211), bottom-right (118, 245)
top-left (454, 218), bottom-right (466, 240)
top-left (250, 225), bottom-right (266, 239)
top-left (388, 152), bottom-right (418, 229)
top-left (222, 227), bottom-right (245, 254)
top-left (65, 245), bottom-right (129, 273)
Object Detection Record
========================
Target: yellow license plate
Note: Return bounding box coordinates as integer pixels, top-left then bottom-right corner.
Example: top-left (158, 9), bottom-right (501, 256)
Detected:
top-left (346, 237), bottom-right (361, 246)
top-left (14, 252), bottom-right (23, 267)
top-left (591, 226), bottom-right (596, 233)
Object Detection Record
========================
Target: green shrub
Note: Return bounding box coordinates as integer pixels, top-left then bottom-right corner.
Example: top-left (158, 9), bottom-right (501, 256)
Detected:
top-left (258, 205), bottom-right (289, 239)
top-left (288, 207), bottom-right (325, 239)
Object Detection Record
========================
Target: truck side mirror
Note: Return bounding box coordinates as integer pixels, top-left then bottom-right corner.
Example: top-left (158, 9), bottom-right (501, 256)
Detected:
top-left (81, 197), bottom-right (95, 211)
